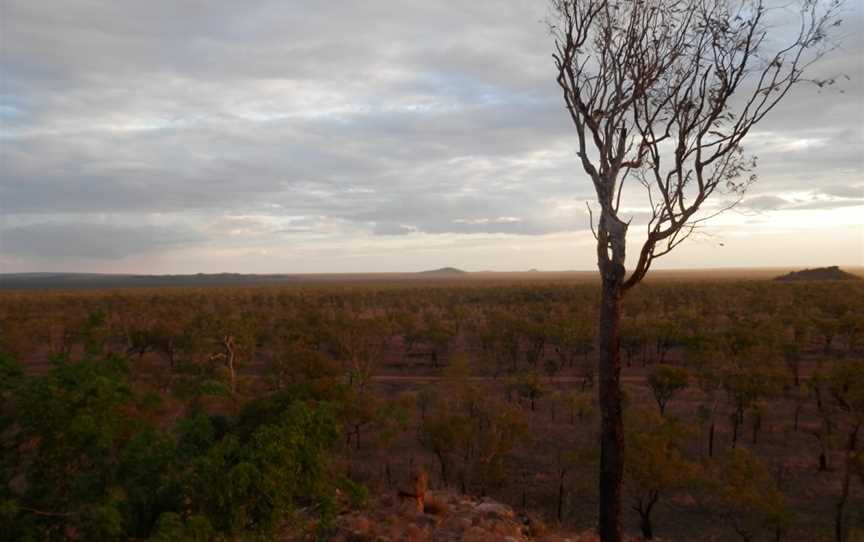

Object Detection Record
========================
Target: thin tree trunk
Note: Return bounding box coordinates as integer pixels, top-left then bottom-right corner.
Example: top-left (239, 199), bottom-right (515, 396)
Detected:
top-left (640, 512), bottom-right (654, 540)
top-left (557, 468), bottom-right (567, 525)
top-left (634, 491), bottom-right (659, 540)
top-left (558, 475), bottom-right (566, 523)
top-left (731, 412), bottom-right (740, 449)
top-left (708, 420), bottom-right (715, 458)
top-left (436, 450), bottom-right (448, 487)
top-left (835, 424), bottom-right (860, 542)
top-left (752, 416), bottom-right (760, 445)
top-left (639, 504), bottom-right (655, 539)
top-left (223, 335), bottom-right (237, 395)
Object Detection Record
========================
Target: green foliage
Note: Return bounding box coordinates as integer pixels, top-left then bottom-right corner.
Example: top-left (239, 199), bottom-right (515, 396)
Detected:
top-left (470, 404), bottom-right (527, 491)
top-left (149, 513), bottom-right (214, 542)
top-left (626, 409), bottom-right (696, 493)
top-left (9, 353), bottom-right (133, 540)
top-left (512, 373), bottom-right (545, 411)
top-left (828, 360), bottom-right (864, 416)
top-left (1, 352), bottom-right (347, 541)
top-left (0, 352), bottom-right (22, 430)
top-left (0, 351), bottom-right (22, 391)
top-left (646, 364), bottom-right (689, 416)
top-left (267, 343), bottom-right (338, 391)
top-left (714, 448), bottom-right (792, 541)
top-left (625, 408), bottom-right (699, 539)
top-left (181, 403), bottom-right (339, 536)
top-left (420, 410), bottom-right (472, 486)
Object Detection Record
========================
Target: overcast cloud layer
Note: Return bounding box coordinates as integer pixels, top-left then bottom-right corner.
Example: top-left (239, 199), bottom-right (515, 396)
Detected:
top-left (1, 0), bottom-right (862, 273)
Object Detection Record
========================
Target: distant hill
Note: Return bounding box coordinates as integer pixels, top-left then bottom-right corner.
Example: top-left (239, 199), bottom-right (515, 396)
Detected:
top-left (774, 266), bottom-right (861, 282)
top-left (417, 267), bottom-right (467, 276)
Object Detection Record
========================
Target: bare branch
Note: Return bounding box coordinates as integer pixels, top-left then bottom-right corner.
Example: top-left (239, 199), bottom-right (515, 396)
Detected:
top-left (550, 0), bottom-right (843, 290)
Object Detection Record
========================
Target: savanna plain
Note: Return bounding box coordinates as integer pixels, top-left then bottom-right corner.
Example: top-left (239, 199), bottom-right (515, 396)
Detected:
top-left (1, 270), bottom-right (863, 541)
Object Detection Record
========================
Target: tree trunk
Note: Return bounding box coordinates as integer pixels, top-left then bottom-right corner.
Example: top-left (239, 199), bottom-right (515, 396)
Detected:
top-left (598, 275), bottom-right (624, 542)
top-left (752, 416), bottom-right (760, 445)
top-left (223, 335), bottom-right (237, 395)
top-left (794, 404), bottom-right (801, 432)
top-left (731, 412), bottom-right (740, 449)
top-left (835, 424), bottom-right (860, 542)
top-left (557, 472), bottom-right (566, 523)
top-left (436, 450), bottom-right (448, 486)
top-left (639, 509), bottom-right (654, 540)
top-left (835, 499), bottom-right (846, 542)
top-left (708, 421), bottom-right (715, 458)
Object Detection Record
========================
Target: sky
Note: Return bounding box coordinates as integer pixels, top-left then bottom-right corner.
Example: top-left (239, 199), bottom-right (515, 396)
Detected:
top-left (1, 0), bottom-right (862, 274)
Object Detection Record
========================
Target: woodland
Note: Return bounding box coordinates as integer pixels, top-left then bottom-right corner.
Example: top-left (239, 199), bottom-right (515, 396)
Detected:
top-left (1, 276), bottom-right (862, 540)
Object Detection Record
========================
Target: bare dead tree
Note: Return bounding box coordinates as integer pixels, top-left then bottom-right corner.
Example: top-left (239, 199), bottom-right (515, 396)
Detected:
top-left (548, 0), bottom-right (843, 539)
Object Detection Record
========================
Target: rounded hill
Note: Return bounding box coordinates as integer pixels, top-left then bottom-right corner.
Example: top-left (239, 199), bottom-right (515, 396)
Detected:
top-left (774, 266), bottom-right (861, 282)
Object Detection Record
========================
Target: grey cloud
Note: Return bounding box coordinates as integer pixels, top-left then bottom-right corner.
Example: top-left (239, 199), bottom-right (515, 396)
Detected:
top-left (738, 192), bottom-right (864, 213)
top-left (739, 195), bottom-right (791, 211)
top-left (788, 198), bottom-right (864, 211)
top-left (816, 185), bottom-right (864, 199)
top-left (2, 0), bottom-right (861, 269)
top-left (0, 222), bottom-right (206, 260)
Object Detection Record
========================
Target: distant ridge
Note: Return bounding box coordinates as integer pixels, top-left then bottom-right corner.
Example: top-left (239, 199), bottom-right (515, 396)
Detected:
top-left (774, 266), bottom-right (861, 282)
top-left (0, 269), bottom-right (469, 290)
top-left (417, 267), bottom-right (467, 275)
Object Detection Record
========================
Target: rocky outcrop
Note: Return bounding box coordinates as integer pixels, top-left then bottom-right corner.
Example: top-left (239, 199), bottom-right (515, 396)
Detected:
top-left (333, 490), bottom-right (654, 542)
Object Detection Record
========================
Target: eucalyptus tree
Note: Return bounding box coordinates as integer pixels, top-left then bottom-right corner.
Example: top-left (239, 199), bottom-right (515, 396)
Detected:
top-left (549, 0), bottom-right (843, 538)
top-left (647, 364), bottom-right (689, 417)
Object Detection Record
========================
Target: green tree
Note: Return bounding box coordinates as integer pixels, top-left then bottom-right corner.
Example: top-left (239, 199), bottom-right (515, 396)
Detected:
top-left (824, 361), bottom-right (864, 542)
top-left (715, 448), bottom-right (792, 542)
top-left (420, 410), bottom-right (471, 487)
top-left (514, 372), bottom-right (546, 412)
top-left (625, 409), bottom-right (698, 540)
top-left (721, 346), bottom-right (784, 448)
top-left (647, 365), bottom-right (689, 417)
top-left (1, 351), bottom-right (348, 541)
top-left (7, 353), bottom-right (134, 540)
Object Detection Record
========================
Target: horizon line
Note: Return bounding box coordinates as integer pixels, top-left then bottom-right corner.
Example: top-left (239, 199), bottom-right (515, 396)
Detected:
top-left (3, 264), bottom-right (862, 277)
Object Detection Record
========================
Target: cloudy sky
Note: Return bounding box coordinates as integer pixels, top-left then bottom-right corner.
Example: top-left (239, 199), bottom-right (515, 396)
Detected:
top-left (1, 1), bottom-right (862, 274)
